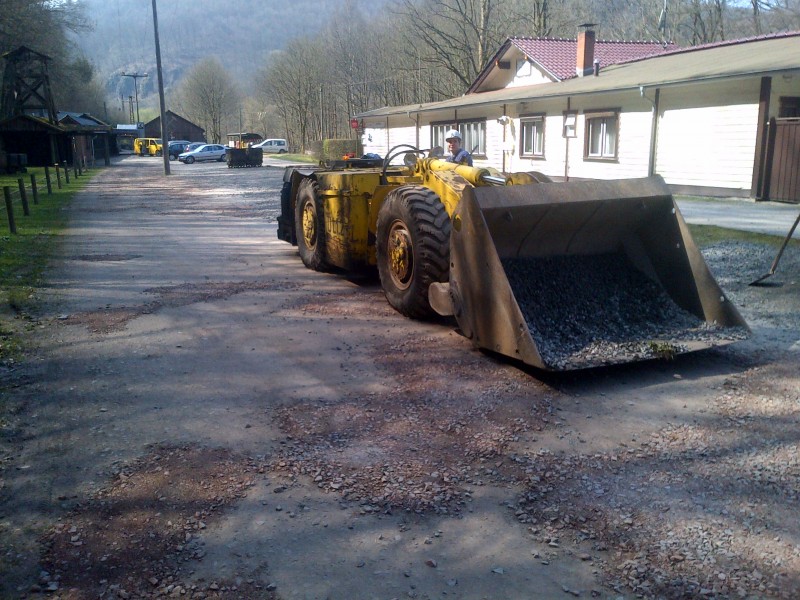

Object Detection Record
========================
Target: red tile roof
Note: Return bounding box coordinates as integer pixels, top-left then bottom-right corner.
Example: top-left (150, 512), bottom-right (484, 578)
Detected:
top-left (509, 37), bottom-right (679, 80)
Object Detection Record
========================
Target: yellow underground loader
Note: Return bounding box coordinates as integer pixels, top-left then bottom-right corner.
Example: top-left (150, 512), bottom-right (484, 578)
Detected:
top-left (276, 145), bottom-right (748, 371)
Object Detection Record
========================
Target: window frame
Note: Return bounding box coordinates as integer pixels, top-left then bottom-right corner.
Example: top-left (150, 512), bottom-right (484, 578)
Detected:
top-left (459, 120), bottom-right (486, 158)
top-left (519, 113), bottom-right (546, 159)
top-left (430, 121), bottom-right (454, 151)
top-left (584, 109), bottom-right (619, 161)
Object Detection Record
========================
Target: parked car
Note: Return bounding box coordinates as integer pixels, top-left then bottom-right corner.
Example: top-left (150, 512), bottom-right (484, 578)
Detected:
top-left (252, 138), bottom-right (288, 154)
top-left (178, 144), bottom-right (227, 164)
top-left (167, 140), bottom-right (191, 160)
top-left (183, 142), bottom-right (204, 154)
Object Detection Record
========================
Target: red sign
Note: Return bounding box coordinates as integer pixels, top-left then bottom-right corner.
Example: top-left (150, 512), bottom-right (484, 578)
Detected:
top-left (350, 118), bottom-right (360, 129)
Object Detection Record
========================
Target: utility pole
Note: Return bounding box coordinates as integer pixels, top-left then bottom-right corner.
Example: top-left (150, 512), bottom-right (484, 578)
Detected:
top-left (151, 0), bottom-right (170, 175)
top-left (121, 72), bottom-right (147, 124)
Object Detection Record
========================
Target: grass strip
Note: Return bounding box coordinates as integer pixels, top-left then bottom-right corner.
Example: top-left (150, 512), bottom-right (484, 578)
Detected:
top-left (0, 166), bottom-right (90, 361)
top-left (272, 153), bottom-right (318, 164)
top-left (688, 223), bottom-right (799, 249)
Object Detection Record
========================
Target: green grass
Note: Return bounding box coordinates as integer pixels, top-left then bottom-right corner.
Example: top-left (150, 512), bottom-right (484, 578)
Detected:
top-left (273, 153), bottom-right (318, 164)
top-left (687, 223), bottom-right (798, 249)
top-left (0, 165), bottom-right (90, 361)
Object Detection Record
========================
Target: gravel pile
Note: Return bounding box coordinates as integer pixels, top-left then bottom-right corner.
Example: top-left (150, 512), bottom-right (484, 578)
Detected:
top-left (502, 252), bottom-right (748, 370)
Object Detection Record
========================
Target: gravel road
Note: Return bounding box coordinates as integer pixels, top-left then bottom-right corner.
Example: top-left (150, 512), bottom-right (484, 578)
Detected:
top-left (0, 157), bottom-right (798, 599)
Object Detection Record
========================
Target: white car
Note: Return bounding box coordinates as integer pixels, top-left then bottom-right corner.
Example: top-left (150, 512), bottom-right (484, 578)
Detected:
top-left (178, 144), bottom-right (227, 164)
top-left (252, 138), bottom-right (288, 154)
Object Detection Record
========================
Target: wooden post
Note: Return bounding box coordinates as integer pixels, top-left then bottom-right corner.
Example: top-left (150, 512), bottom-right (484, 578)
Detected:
top-left (64, 162), bottom-right (70, 184)
top-left (44, 166), bottom-right (53, 195)
top-left (3, 187), bottom-right (16, 234)
top-left (55, 164), bottom-right (62, 189)
top-left (30, 174), bottom-right (39, 205)
top-left (17, 178), bottom-right (30, 216)
top-left (73, 162), bottom-right (78, 178)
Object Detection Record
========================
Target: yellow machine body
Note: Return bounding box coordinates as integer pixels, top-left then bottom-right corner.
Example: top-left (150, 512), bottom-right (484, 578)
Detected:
top-left (133, 137), bottom-right (162, 157)
top-left (279, 156), bottom-right (749, 371)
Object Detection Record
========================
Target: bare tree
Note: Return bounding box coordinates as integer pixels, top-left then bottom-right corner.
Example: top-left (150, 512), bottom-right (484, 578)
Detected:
top-left (175, 58), bottom-right (241, 143)
top-left (56, 56), bottom-right (108, 117)
top-left (250, 0), bottom-right (796, 148)
top-left (258, 39), bottom-right (328, 151)
top-left (752, 0), bottom-right (764, 32)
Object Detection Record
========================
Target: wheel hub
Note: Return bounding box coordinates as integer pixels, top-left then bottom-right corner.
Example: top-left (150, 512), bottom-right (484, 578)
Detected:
top-left (388, 220), bottom-right (413, 289)
top-left (301, 202), bottom-right (317, 249)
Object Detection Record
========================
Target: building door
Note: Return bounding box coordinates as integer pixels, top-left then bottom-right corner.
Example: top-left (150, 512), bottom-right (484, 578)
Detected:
top-left (762, 116), bottom-right (800, 204)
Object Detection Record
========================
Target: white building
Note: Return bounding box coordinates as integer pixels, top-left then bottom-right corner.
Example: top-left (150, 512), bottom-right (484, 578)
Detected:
top-left (357, 31), bottom-right (800, 202)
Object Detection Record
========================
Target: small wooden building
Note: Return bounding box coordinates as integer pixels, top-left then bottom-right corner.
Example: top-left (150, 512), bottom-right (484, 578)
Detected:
top-left (144, 110), bottom-right (205, 142)
top-left (0, 114), bottom-right (64, 166)
top-left (58, 112), bottom-right (113, 165)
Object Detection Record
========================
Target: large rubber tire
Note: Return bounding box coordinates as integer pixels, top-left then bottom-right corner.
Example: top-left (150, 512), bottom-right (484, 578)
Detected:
top-left (278, 179), bottom-right (297, 244)
top-left (184, 156), bottom-right (195, 164)
top-left (295, 178), bottom-right (327, 271)
top-left (376, 185), bottom-right (451, 319)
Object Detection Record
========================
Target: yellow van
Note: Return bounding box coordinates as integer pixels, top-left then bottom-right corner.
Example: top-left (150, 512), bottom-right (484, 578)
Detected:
top-left (133, 138), bottom-right (163, 157)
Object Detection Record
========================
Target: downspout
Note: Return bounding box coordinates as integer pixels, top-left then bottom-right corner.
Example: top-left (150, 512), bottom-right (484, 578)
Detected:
top-left (640, 85), bottom-right (660, 176)
top-left (406, 110), bottom-right (419, 149)
top-left (564, 97), bottom-right (570, 181)
top-left (502, 104), bottom-right (507, 173)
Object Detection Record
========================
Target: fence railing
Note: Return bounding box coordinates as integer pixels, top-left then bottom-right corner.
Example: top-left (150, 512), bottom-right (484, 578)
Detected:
top-left (2, 163), bottom-right (88, 234)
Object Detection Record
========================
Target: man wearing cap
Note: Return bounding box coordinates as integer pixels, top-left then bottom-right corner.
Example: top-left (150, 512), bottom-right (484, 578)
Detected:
top-left (444, 129), bottom-right (473, 166)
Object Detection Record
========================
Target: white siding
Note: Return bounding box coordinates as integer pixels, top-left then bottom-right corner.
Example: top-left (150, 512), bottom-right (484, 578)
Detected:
top-left (361, 120), bottom-right (420, 159)
top-left (362, 73), bottom-right (783, 192)
top-left (656, 104), bottom-right (758, 189)
top-left (387, 121), bottom-right (418, 151)
top-left (507, 63), bottom-right (552, 88)
top-left (655, 79), bottom-right (760, 189)
top-left (362, 122), bottom-right (388, 157)
top-left (482, 119), bottom-right (504, 167)
top-left (503, 96), bottom-right (652, 180)
top-left (503, 113), bottom-right (567, 178)
top-left (570, 110), bottom-right (651, 180)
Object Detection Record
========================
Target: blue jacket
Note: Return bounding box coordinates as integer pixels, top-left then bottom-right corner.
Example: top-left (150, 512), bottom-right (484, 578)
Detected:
top-left (447, 148), bottom-right (473, 167)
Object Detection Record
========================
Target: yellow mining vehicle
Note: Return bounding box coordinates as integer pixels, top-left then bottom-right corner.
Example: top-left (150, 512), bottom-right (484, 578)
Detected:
top-left (133, 137), bottom-right (163, 157)
top-left (276, 145), bottom-right (749, 371)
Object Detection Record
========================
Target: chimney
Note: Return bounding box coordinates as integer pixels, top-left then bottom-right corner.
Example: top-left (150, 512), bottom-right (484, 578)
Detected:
top-left (576, 25), bottom-right (596, 77)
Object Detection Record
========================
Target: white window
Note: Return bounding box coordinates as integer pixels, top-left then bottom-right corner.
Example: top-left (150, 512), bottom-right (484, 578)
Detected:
top-left (460, 120), bottom-right (486, 156)
top-left (520, 115), bottom-right (545, 158)
top-left (585, 111), bottom-right (618, 159)
top-left (431, 121), bottom-right (486, 156)
top-left (431, 123), bottom-right (453, 150)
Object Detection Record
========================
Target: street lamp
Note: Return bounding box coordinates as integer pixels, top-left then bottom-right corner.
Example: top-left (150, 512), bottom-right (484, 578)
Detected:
top-left (121, 72), bottom-right (148, 125)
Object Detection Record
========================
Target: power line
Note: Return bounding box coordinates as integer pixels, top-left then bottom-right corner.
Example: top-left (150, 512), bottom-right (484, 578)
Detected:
top-left (121, 72), bottom-right (148, 124)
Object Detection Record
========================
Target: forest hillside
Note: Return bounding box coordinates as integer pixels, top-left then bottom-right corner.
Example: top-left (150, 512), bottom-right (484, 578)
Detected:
top-left (73, 0), bottom-right (389, 110)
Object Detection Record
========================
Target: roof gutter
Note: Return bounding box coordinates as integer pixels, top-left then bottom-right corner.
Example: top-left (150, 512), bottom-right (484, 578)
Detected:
top-left (356, 67), bottom-right (800, 119)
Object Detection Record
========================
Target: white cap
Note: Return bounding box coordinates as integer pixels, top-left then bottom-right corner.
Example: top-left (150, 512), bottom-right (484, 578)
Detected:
top-left (445, 129), bottom-right (461, 141)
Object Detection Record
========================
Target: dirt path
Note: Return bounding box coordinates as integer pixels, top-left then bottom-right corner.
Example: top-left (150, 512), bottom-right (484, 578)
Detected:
top-left (1, 157), bottom-right (799, 599)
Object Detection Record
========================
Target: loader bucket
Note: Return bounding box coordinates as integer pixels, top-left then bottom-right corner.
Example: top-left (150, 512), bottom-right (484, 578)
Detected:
top-left (432, 176), bottom-right (749, 371)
